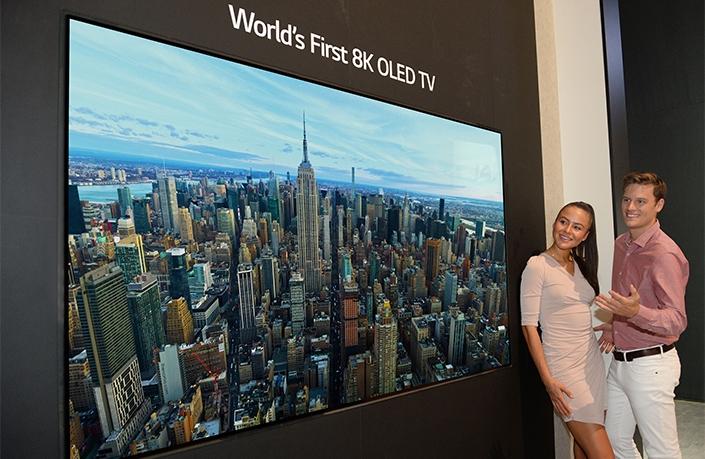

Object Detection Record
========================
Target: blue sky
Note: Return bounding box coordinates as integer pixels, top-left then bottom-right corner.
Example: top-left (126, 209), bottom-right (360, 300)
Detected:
top-left (69, 20), bottom-right (504, 201)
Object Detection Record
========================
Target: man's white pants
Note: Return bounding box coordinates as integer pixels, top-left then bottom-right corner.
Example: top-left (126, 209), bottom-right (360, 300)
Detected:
top-left (605, 348), bottom-right (681, 459)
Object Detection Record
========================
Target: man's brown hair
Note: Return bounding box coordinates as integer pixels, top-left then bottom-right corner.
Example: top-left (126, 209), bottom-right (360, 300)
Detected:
top-left (623, 171), bottom-right (667, 201)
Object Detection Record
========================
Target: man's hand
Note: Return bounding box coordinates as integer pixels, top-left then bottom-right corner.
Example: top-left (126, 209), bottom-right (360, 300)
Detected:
top-left (595, 284), bottom-right (640, 318)
top-left (594, 322), bottom-right (615, 353)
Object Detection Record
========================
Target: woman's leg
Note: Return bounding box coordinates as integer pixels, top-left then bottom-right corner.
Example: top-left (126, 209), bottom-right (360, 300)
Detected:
top-left (566, 420), bottom-right (615, 459)
top-left (573, 438), bottom-right (587, 459)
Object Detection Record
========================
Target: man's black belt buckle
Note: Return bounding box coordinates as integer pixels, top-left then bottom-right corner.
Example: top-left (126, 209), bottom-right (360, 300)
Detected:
top-left (613, 342), bottom-right (676, 362)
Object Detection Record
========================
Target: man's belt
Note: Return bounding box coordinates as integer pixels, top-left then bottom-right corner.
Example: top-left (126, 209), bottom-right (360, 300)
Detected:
top-left (613, 342), bottom-right (676, 362)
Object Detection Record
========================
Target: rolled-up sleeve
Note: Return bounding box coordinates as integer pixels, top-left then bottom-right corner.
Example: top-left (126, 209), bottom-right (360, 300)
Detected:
top-left (628, 252), bottom-right (689, 337)
top-left (520, 256), bottom-right (544, 327)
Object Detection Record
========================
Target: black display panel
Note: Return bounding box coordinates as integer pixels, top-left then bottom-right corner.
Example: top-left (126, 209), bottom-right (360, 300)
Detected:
top-left (66, 17), bottom-right (509, 458)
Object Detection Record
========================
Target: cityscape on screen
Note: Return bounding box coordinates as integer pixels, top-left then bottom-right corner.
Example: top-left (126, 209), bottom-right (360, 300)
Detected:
top-left (67, 20), bottom-right (509, 458)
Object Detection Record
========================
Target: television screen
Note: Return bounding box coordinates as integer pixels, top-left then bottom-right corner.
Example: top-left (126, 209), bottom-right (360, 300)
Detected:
top-left (66, 18), bottom-right (508, 457)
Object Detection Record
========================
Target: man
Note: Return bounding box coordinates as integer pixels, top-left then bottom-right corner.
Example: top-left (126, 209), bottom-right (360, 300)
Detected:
top-left (595, 172), bottom-right (689, 458)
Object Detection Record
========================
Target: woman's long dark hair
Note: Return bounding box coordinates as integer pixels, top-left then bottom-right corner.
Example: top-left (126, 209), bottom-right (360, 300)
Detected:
top-left (560, 201), bottom-right (599, 295)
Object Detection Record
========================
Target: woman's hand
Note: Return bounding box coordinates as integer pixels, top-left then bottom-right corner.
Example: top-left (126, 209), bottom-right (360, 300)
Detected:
top-left (544, 377), bottom-right (573, 418)
top-left (594, 322), bottom-right (615, 353)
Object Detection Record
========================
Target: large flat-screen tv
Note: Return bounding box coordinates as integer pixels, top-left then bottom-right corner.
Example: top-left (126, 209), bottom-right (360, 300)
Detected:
top-left (66, 18), bottom-right (508, 458)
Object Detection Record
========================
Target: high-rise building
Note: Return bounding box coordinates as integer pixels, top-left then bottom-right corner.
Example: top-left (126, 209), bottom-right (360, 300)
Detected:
top-left (178, 208), bottom-right (194, 242)
top-left (341, 279), bottom-right (359, 349)
top-left (158, 175), bottom-right (179, 233)
top-left (387, 206), bottom-right (401, 243)
top-left (290, 272), bottom-right (305, 334)
top-left (296, 114), bottom-right (322, 293)
top-left (126, 273), bottom-right (165, 376)
top-left (258, 217), bottom-right (269, 246)
top-left (287, 334), bottom-right (305, 373)
top-left (271, 221), bottom-right (281, 254)
top-left (68, 184), bottom-right (86, 234)
top-left (115, 234), bottom-right (147, 284)
top-left (322, 213), bottom-right (331, 261)
top-left (117, 217), bottom-right (136, 237)
top-left (179, 337), bottom-right (227, 386)
top-left (188, 262), bottom-right (213, 303)
top-left (76, 264), bottom-right (150, 455)
top-left (216, 207), bottom-right (238, 243)
top-left (443, 271), bottom-right (458, 309)
top-left (237, 263), bottom-right (256, 344)
top-left (117, 186), bottom-right (132, 217)
top-left (492, 229), bottom-right (505, 262)
top-left (336, 205), bottom-right (344, 246)
top-left (261, 247), bottom-right (279, 300)
top-left (484, 283), bottom-right (502, 318)
top-left (68, 350), bottom-right (96, 411)
top-left (448, 308), bottom-right (466, 366)
top-left (374, 299), bottom-right (397, 395)
top-left (167, 248), bottom-right (191, 307)
top-left (344, 351), bottom-right (374, 403)
top-left (474, 220), bottom-right (486, 239)
top-left (158, 344), bottom-right (184, 402)
top-left (424, 238), bottom-right (441, 286)
top-left (131, 198), bottom-right (152, 234)
top-left (438, 198), bottom-right (445, 221)
top-left (267, 170), bottom-right (282, 222)
top-left (165, 297), bottom-right (194, 344)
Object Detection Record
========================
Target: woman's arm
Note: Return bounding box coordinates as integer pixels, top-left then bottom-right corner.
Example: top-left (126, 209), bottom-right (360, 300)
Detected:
top-left (522, 325), bottom-right (573, 418)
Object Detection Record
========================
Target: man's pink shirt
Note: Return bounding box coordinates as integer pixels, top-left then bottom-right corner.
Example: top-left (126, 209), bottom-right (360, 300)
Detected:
top-left (611, 220), bottom-right (689, 350)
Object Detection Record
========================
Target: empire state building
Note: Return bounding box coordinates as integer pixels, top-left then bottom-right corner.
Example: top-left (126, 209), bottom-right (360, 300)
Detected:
top-left (296, 114), bottom-right (321, 292)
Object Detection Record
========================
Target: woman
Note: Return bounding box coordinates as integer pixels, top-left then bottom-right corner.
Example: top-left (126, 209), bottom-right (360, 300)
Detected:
top-left (521, 202), bottom-right (613, 459)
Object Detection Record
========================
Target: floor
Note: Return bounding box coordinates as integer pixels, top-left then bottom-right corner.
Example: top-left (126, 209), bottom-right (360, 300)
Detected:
top-left (634, 399), bottom-right (705, 458)
top-left (676, 400), bottom-right (704, 458)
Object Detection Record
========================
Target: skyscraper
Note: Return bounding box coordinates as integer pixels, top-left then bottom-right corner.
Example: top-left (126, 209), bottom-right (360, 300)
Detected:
top-left (68, 184), bottom-right (86, 234)
top-left (322, 213), bottom-right (331, 261)
top-left (374, 299), bottom-right (397, 395)
top-left (443, 270), bottom-right (458, 309)
top-left (157, 175), bottom-right (179, 233)
top-left (492, 229), bottom-right (505, 262)
top-left (117, 217), bottom-right (136, 237)
top-left (188, 262), bottom-right (213, 302)
top-left (448, 307), bottom-right (466, 366)
top-left (267, 170), bottom-right (282, 222)
top-left (290, 272), bottom-right (305, 334)
top-left (178, 207), bottom-right (195, 243)
top-left (402, 194), bottom-right (410, 237)
top-left (131, 197), bottom-right (152, 234)
top-left (115, 234), bottom-right (147, 284)
top-left (117, 186), bottom-right (132, 217)
top-left (474, 220), bottom-right (486, 239)
top-left (165, 297), bottom-right (194, 344)
top-left (216, 207), bottom-right (238, 243)
top-left (126, 273), bottom-right (165, 376)
top-left (157, 344), bottom-right (184, 402)
top-left (341, 279), bottom-right (359, 349)
top-left (296, 114), bottom-right (322, 293)
top-left (261, 248), bottom-right (279, 299)
top-left (424, 238), bottom-right (441, 287)
top-left (167, 248), bottom-right (191, 307)
top-left (76, 264), bottom-right (150, 455)
top-left (237, 263), bottom-right (256, 344)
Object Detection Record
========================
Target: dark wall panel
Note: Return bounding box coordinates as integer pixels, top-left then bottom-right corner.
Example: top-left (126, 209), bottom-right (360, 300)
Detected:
top-left (616, 0), bottom-right (704, 401)
top-left (1, 1), bottom-right (551, 457)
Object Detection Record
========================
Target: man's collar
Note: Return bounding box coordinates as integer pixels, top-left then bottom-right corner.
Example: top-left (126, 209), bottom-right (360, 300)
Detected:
top-left (627, 220), bottom-right (660, 248)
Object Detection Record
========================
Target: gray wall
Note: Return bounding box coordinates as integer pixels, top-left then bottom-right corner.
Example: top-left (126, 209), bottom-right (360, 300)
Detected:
top-left (1, 0), bottom-right (553, 457)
